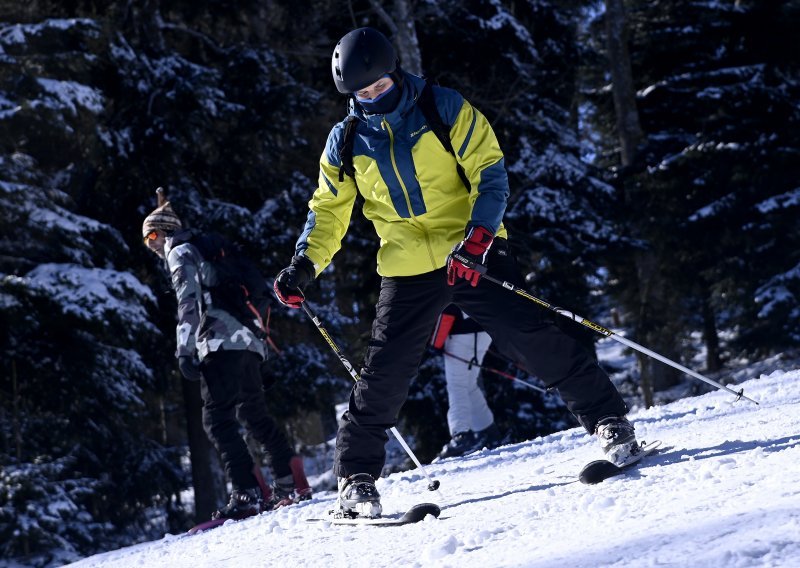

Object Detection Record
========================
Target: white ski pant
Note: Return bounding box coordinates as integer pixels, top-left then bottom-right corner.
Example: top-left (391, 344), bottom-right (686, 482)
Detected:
top-left (444, 331), bottom-right (494, 436)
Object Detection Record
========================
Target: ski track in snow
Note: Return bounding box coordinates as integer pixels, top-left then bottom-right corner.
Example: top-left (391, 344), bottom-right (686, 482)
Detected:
top-left (66, 370), bottom-right (800, 568)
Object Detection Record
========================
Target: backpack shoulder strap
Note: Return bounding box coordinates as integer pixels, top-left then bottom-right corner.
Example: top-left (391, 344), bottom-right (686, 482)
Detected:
top-left (188, 231), bottom-right (227, 261)
top-left (418, 81), bottom-right (454, 156)
top-left (338, 115), bottom-right (359, 182)
top-left (417, 80), bottom-right (472, 192)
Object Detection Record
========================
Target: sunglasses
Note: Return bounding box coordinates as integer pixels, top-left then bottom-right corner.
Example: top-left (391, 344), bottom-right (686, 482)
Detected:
top-left (143, 230), bottom-right (159, 244)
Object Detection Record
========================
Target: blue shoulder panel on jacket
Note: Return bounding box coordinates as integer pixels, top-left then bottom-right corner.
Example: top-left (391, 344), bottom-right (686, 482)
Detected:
top-left (324, 121), bottom-right (346, 167)
top-left (431, 85), bottom-right (465, 128)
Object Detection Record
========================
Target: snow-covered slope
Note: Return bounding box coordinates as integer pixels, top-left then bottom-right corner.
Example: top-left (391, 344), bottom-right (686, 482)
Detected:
top-left (68, 369), bottom-right (800, 568)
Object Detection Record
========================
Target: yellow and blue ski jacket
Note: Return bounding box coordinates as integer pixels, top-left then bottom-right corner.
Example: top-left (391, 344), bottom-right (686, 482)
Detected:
top-left (296, 72), bottom-right (509, 278)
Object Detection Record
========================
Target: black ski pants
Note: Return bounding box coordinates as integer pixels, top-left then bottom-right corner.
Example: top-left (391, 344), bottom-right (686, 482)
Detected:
top-left (334, 239), bottom-right (627, 479)
top-left (200, 350), bottom-right (294, 490)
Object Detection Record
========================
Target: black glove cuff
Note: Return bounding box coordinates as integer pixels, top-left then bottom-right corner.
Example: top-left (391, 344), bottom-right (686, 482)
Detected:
top-left (290, 255), bottom-right (316, 284)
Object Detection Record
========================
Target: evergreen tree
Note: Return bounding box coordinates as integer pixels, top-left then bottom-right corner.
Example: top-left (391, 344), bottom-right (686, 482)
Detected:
top-left (581, 0), bottom-right (800, 388)
top-left (0, 171), bottom-right (185, 563)
top-left (0, 3), bottom-right (349, 562)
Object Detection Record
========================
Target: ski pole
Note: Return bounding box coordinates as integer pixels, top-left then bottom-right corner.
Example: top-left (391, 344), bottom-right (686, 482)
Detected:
top-left (480, 346), bottom-right (556, 394)
top-left (441, 349), bottom-right (549, 394)
top-left (300, 300), bottom-right (441, 491)
top-left (479, 272), bottom-right (759, 405)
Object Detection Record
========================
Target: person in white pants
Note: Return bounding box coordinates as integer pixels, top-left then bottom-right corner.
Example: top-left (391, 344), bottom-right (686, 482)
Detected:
top-left (431, 305), bottom-right (503, 459)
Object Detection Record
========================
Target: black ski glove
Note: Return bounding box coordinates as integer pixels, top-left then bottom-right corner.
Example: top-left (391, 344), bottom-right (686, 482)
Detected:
top-left (273, 255), bottom-right (315, 308)
top-left (178, 355), bottom-right (202, 381)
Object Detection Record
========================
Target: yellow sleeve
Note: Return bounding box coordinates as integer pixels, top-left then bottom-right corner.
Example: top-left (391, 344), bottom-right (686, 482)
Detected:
top-left (295, 147), bottom-right (358, 276)
top-left (448, 99), bottom-right (509, 233)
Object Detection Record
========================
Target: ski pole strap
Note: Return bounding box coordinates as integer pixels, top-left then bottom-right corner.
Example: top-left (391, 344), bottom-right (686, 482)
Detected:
top-left (263, 306), bottom-right (282, 354)
top-left (266, 335), bottom-right (282, 355)
top-left (470, 332), bottom-right (478, 368)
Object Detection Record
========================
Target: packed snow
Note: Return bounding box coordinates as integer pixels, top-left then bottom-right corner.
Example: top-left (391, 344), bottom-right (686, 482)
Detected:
top-left (65, 362), bottom-right (800, 568)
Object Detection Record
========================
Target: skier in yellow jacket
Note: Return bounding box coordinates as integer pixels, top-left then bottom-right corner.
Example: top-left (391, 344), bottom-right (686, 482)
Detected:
top-left (274, 27), bottom-right (637, 518)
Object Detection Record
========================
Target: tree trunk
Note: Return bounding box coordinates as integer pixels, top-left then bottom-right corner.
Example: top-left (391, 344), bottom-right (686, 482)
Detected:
top-left (633, 250), bottom-right (681, 398)
top-left (702, 295), bottom-right (722, 372)
top-left (123, 0), bottom-right (166, 55)
top-left (369, 0), bottom-right (423, 76)
top-left (12, 359), bottom-right (22, 461)
top-left (604, 0), bottom-right (644, 166)
top-left (605, 0), bottom-right (680, 403)
top-left (181, 379), bottom-right (227, 523)
top-left (637, 352), bottom-right (654, 408)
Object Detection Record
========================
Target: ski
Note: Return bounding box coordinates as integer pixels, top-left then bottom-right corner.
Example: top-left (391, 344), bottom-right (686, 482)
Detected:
top-left (579, 440), bottom-right (661, 485)
top-left (307, 502), bottom-right (441, 527)
top-left (187, 518), bottom-right (230, 535)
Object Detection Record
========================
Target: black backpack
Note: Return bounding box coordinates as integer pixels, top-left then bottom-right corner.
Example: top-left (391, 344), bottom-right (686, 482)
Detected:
top-left (187, 231), bottom-right (271, 339)
top-left (337, 79), bottom-right (471, 192)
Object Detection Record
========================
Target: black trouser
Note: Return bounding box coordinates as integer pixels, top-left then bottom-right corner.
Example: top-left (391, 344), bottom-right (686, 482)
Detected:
top-left (200, 350), bottom-right (294, 490)
top-left (333, 240), bottom-right (627, 478)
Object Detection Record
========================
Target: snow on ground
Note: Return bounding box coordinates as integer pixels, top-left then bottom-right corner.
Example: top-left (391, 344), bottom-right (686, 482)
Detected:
top-left (67, 368), bottom-right (800, 568)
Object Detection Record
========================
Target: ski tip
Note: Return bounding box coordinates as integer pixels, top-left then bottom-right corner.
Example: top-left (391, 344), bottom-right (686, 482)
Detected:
top-left (578, 459), bottom-right (621, 485)
top-left (640, 440), bottom-right (662, 451)
top-left (187, 518), bottom-right (227, 534)
top-left (578, 441), bottom-right (661, 484)
top-left (399, 502), bottom-right (441, 523)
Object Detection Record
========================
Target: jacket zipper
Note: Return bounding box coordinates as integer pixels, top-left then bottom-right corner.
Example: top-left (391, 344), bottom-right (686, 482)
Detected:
top-left (384, 119), bottom-right (438, 269)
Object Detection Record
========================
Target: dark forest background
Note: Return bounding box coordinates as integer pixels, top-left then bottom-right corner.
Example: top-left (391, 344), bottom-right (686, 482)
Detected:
top-left (1, 1), bottom-right (798, 565)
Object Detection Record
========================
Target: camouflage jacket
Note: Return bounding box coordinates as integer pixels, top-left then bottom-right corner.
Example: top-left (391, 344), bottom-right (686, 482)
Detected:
top-left (164, 229), bottom-right (267, 362)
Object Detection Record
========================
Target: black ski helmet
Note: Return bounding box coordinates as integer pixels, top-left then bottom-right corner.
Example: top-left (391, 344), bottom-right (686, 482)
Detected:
top-left (331, 27), bottom-right (398, 93)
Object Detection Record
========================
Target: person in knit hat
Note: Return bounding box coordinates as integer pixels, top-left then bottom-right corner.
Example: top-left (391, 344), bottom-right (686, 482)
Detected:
top-left (142, 188), bottom-right (182, 259)
top-left (142, 188), bottom-right (312, 526)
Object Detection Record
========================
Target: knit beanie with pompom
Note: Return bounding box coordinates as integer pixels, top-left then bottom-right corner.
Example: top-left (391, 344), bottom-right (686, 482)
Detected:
top-left (142, 187), bottom-right (182, 238)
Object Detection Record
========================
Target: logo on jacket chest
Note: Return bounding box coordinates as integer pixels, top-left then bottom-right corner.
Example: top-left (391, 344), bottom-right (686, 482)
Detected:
top-left (410, 124), bottom-right (429, 139)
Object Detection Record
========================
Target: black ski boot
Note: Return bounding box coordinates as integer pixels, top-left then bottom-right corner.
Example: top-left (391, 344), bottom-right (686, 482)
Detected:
top-left (268, 456), bottom-right (314, 510)
top-left (211, 487), bottom-right (265, 521)
top-left (335, 473), bottom-right (382, 518)
top-left (474, 422), bottom-right (503, 450)
top-left (437, 431), bottom-right (480, 460)
top-left (595, 416), bottom-right (639, 466)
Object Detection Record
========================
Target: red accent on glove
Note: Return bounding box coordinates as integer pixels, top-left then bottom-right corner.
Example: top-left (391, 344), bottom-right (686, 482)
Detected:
top-left (463, 226), bottom-right (494, 255)
top-left (273, 256), bottom-right (314, 309)
top-left (273, 279), bottom-right (305, 308)
top-left (446, 226), bottom-right (494, 287)
top-left (447, 260), bottom-right (479, 287)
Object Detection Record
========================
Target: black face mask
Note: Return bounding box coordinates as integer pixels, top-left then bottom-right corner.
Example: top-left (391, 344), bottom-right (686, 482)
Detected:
top-left (355, 82), bottom-right (402, 115)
